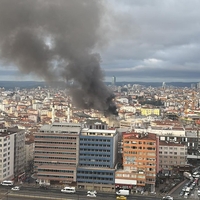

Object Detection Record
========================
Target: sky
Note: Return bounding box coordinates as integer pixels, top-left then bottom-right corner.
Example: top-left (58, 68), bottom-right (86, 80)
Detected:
top-left (0, 0), bottom-right (200, 82)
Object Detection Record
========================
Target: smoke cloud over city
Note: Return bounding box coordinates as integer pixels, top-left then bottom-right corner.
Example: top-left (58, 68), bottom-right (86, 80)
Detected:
top-left (0, 0), bottom-right (117, 115)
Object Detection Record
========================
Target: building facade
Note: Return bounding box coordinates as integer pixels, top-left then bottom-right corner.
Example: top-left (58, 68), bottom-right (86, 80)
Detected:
top-left (140, 108), bottom-right (160, 116)
top-left (0, 128), bottom-right (15, 182)
top-left (25, 141), bottom-right (35, 171)
top-left (0, 127), bottom-right (26, 182)
top-left (159, 141), bottom-right (187, 174)
top-left (77, 127), bottom-right (118, 191)
top-left (34, 122), bottom-right (81, 185)
top-left (13, 128), bottom-right (26, 180)
top-left (115, 132), bottom-right (158, 192)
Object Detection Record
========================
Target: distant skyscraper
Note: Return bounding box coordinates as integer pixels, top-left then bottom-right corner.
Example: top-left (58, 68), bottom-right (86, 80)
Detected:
top-left (162, 82), bottom-right (166, 89)
top-left (191, 83), bottom-right (196, 89)
top-left (111, 76), bottom-right (116, 86)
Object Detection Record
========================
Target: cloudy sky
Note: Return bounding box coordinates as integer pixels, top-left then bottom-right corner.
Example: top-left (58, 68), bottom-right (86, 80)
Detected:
top-left (0, 0), bottom-right (200, 82)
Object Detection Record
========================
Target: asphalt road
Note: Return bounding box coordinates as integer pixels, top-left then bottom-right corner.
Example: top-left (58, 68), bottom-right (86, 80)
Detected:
top-left (0, 186), bottom-right (185, 200)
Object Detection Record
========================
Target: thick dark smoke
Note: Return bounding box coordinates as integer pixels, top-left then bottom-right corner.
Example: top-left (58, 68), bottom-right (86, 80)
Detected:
top-left (0, 0), bottom-right (117, 115)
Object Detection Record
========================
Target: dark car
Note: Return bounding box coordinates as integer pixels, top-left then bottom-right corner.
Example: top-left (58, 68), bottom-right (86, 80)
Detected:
top-left (39, 185), bottom-right (48, 190)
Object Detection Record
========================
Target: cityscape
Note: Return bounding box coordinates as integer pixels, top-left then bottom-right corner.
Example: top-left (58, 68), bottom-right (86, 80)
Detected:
top-left (1, 0), bottom-right (200, 200)
top-left (0, 79), bottom-right (200, 199)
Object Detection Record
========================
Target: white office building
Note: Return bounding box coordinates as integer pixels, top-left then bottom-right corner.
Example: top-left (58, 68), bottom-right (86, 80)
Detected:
top-left (0, 129), bottom-right (15, 182)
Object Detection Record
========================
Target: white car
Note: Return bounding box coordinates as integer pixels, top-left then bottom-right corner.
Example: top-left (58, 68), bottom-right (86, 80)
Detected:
top-left (87, 190), bottom-right (97, 194)
top-left (11, 186), bottom-right (20, 191)
top-left (87, 193), bottom-right (96, 197)
top-left (163, 196), bottom-right (173, 200)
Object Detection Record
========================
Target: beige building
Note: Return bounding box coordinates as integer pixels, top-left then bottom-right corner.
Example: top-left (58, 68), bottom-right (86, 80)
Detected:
top-left (34, 122), bottom-right (82, 185)
top-left (159, 141), bottom-right (187, 173)
top-left (25, 141), bottom-right (35, 169)
top-left (12, 128), bottom-right (26, 180)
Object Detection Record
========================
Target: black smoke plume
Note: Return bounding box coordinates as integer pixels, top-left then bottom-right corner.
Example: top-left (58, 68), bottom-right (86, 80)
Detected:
top-left (0, 0), bottom-right (117, 115)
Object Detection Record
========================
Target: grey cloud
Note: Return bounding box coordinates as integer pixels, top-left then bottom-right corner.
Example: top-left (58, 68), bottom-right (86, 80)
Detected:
top-left (101, 0), bottom-right (200, 81)
top-left (0, 0), bottom-right (117, 114)
top-left (106, 66), bottom-right (200, 82)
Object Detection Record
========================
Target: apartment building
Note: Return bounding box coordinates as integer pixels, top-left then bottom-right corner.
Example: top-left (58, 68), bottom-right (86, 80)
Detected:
top-left (13, 128), bottom-right (26, 180)
top-left (77, 126), bottom-right (118, 192)
top-left (0, 129), bottom-right (15, 182)
top-left (140, 107), bottom-right (160, 116)
top-left (115, 132), bottom-right (159, 192)
top-left (34, 122), bottom-right (82, 185)
top-left (25, 140), bottom-right (35, 170)
top-left (0, 126), bottom-right (26, 182)
top-left (159, 141), bottom-right (187, 174)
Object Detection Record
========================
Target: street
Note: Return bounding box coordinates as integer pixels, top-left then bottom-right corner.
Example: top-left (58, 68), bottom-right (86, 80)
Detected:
top-left (0, 185), bottom-right (183, 200)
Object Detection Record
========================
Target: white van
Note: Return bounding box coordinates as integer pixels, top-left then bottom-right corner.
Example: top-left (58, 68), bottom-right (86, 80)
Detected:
top-left (1, 180), bottom-right (14, 186)
top-left (61, 187), bottom-right (76, 193)
top-left (116, 189), bottom-right (130, 196)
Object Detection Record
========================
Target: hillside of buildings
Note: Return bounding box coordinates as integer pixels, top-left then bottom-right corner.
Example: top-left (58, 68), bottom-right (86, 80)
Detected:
top-left (0, 82), bottom-right (200, 194)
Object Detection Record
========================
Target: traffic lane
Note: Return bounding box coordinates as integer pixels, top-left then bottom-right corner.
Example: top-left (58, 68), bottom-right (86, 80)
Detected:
top-left (170, 179), bottom-right (187, 197)
top-left (10, 185), bottom-right (115, 197)
top-left (9, 191), bottom-right (119, 200)
top-left (8, 192), bottom-right (167, 200)
top-left (7, 189), bottom-right (182, 200)
top-left (8, 187), bottom-right (167, 200)
top-left (4, 185), bottom-right (182, 200)
top-left (9, 187), bottom-right (160, 199)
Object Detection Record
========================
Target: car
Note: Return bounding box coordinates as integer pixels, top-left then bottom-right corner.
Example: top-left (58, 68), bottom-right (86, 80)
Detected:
top-left (179, 191), bottom-right (184, 196)
top-left (182, 186), bottom-right (187, 191)
top-left (162, 196), bottom-right (173, 200)
top-left (11, 186), bottom-right (20, 191)
top-left (185, 182), bottom-right (190, 186)
top-left (192, 182), bottom-right (196, 186)
top-left (194, 174), bottom-right (200, 178)
top-left (190, 185), bottom-right (194, 190)
top-left (39, 185), bottom-right (48, 190)
top-left (116, 196), bottom-right (127, 200)
top-left (87, 190), bottom-right (97, 194)
top-left (87, 193), bottom-right (96, 197)
top-left (35, 179), bottom-right (39, 183)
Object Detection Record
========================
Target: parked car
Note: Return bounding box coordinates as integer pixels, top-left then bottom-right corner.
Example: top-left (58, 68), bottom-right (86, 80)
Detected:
top-left (179, 191), bottom-right (184, 196)
top-left (182, 186), bottom-right (187, 191)
top-left (184, 192), bottom-right (189, 199)
top-left (11, 186), bottom-right (20, 191)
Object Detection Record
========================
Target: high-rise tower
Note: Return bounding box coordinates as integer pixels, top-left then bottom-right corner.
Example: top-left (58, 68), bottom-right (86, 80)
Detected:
top-left (111, 76), bottom-right (116, 86)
